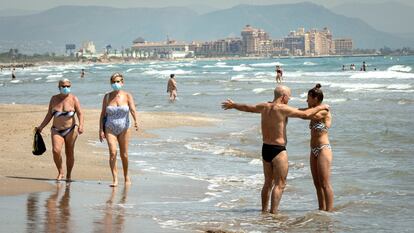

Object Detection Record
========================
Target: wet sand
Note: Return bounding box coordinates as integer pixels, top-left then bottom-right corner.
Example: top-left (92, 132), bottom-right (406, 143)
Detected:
top-left (0, 104), bottom-right (218, 196)
top-left (0, 104), bottom-right (218, 232)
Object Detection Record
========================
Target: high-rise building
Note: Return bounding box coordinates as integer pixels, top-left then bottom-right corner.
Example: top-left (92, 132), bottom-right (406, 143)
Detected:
top-left (241, 25), bottom-right (260, 55)
top-left (334, 38), bottom-right (353, 55)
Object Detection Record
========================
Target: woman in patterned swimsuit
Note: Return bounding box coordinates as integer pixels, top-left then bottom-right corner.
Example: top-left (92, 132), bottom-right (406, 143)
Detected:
top-left (306, 83), bottom-right (334, 211)
top-left (99, 73), bottom-right (139, 187)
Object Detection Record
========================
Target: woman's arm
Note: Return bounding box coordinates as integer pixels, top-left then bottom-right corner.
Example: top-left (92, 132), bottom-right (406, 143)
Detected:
top-left (73, 95), bottom-right (84, 134)
top-left (282, 104), bottom-right (329, 119)
top-left (37, 97), bottom-right (54, 132)
top-left (99, 94), bottom-right (108, 142)
top-left (127, 93), bottom-right (139, 131)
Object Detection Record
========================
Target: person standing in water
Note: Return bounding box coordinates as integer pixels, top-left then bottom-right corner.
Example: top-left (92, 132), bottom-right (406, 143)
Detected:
top-left (167, 74), bottom-right (177, 101)
top-left (305, 84), bottom-right (334, 211)
top-left (221, 85), bottom-right (329, 214)
top-left (275, 65), bottom-right (283, 83)
top-left (11, 67), bottom-right (16, 79)
top-left (80, 69), bottom-right (85, 78)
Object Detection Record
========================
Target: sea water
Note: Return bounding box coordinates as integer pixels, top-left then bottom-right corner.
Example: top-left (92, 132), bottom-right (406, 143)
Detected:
top-left (1, 56), bottom-right (413, 232)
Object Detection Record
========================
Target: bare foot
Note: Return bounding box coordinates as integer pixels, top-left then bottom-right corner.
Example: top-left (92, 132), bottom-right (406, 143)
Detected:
top-left (109, 180), bottom-right (118, 187)
top-left (125, 176), bottom-right (131, 185)
top-left (56, 173), bottom-right (64, 182)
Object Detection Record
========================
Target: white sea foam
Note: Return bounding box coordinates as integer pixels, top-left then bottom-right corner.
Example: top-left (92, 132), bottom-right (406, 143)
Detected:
top-left (249, 159), bottom-right (262, 165)
top-left (126, 68), bottom-right (138, 72)
top-left (144, 69), bottom-right (192, 75)
top-left (387, 84), bottom-right (411, 90)
top-left (349, 71), bottom-right (414, 79)
top-left (303, 61), bottom-right (317, 66)
top-left (387, 65), bottom-right (412, 72)
top-left (46, 73), bottom-right (63, 79)
top-left (34, 77), bottom-right (42, 81)
top-left (106, 64), bottom-right (118, 68)
top-left (325, 98), bottom-right (348, 103)
top-left (10, 80), bottom-right (21, 83)
top-left (231, 74), bottom-right (273, 83)
top-left (250, 61), bottom-right (284, 67)
top-left (233, 64), bottom-right (253, 71)
top-left (254, 71), bottom-right (273, 76)
top-left (252, 88), bottom-right (272, 94)
top-left (329, 83), bottom-right (385, 89)
top-left (184, 142), bottom-right (245, 157)
top-left (192, 92), bottom-right (202, 96)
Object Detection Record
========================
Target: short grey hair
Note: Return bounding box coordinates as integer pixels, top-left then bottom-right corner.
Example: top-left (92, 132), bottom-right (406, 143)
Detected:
top-left (58, 78), bottom-right (71, 87)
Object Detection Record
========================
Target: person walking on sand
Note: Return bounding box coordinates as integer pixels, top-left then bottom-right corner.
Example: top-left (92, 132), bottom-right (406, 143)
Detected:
top-left (275, 65), bottom-right (283, 83)
top-left (37, 79), bottom-right (84, 182)
top-left (167, 74), bottom-right (177, 101)
top-left (305, 84), bottom-right (334, 211)
top-left (221, 85), bottom-right (329, 214)
top-left (99, 73), bottom-right (139, 187)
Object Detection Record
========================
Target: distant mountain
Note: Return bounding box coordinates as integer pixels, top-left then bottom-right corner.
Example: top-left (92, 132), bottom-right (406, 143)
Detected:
top-left (0, 3), bottom-right (411, 53)
top-left (331, 1), bottom-right (414, 36)
top-left (186, 4), bottom-right (219, 14)
top-left (186, 2), bottom-right (411, 48)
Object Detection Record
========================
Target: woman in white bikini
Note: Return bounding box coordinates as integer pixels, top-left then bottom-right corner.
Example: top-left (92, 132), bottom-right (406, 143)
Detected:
top-left (37, 79), bottom-right (84, 181)
top-left (306, 83), bottom-right (334, 211)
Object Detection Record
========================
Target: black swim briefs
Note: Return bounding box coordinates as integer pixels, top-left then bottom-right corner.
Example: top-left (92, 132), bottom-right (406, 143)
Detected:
top-left (262, 143), bottom-right (286, 163)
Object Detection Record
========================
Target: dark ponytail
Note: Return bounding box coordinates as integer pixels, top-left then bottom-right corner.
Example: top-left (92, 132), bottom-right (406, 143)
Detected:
top-left (308, 83), bottom-right (324, 102)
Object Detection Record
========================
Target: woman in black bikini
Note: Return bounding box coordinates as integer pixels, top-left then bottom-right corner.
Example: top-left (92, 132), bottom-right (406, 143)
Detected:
top-left (306, 84), bottom-right (334, 211)
top-left (37, 79), bottom-right (84, 181)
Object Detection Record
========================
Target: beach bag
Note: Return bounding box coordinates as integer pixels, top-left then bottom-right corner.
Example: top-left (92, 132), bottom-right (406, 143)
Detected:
top-left (103, 93), bottom-right (110, 133)
top-left (32, 128), bottom-right (46, 156)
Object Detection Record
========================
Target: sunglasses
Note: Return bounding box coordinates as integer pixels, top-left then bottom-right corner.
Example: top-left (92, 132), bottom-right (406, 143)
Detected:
top-left (61, 85), bottom-right (71, 88)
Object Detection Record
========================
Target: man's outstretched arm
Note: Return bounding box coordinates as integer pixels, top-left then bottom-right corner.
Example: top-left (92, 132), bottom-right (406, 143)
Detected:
top-left (221, 99), bottom-right (264, 113)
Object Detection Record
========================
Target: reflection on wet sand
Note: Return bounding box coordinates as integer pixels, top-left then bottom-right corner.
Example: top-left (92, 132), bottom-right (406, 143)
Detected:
top-left (94, 185), bottom-right (130, 233)
top-left (45, 183), bottom-right (71, 233)
top-left (26, 193), bottom-right (40, 233)
top-left (26, 183), bottom-right (71, 233)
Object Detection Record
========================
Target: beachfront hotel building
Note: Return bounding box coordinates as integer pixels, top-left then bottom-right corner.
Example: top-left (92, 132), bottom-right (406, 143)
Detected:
top-left (241, 25), bottom-right (273, 56)
top-left (191, 38), bottom-right (242, 57)
top-left (334, 38), bottom-right (353, 55)
top-left (281, 27), bottom-right (338, 56)
top-left (128, 25), bottom-right (353, 59)
top-left (131, 37), bottom-right (193, 59)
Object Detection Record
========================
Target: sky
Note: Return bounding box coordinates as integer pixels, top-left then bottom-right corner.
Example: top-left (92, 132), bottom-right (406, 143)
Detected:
top-left (1, 0), bottom-right (413, 11)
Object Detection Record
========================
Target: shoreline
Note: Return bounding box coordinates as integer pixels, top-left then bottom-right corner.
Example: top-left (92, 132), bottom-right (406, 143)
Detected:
top-left (0, 104), bottom-right (219, 196)
top-left (0, 53), bottom-right (394, 68)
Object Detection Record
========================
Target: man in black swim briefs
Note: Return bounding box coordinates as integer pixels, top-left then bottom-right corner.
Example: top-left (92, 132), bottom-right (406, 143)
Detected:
top-left (222, 85), bottom-right (329, 214)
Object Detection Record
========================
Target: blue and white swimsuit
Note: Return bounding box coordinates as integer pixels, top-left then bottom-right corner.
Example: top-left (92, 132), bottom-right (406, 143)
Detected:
top-left (105, 105), bottom-right (130, 135)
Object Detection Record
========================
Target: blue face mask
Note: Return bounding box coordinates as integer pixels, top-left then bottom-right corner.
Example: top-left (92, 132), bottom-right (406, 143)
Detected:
top-left (111, 83), bottom-right (123, 91)
top-left (59, 87), bottom-right (71, 95)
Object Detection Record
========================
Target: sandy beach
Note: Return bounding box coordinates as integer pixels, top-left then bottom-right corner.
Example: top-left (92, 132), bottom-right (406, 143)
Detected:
top-left (0, 104), bottom-right (218, 196)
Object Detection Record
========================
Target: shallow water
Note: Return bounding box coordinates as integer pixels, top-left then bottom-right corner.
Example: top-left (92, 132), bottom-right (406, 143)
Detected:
top-left (1, 56), bottom-right (414, 232)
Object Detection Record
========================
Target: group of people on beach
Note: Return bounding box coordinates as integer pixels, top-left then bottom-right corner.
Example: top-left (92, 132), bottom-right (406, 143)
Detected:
top-left (222, 83), bottom-right (333, 212)
top-left (35, 67), bottom-right (334, 212)
top-left (37, 74), bottom-right (139, 187)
